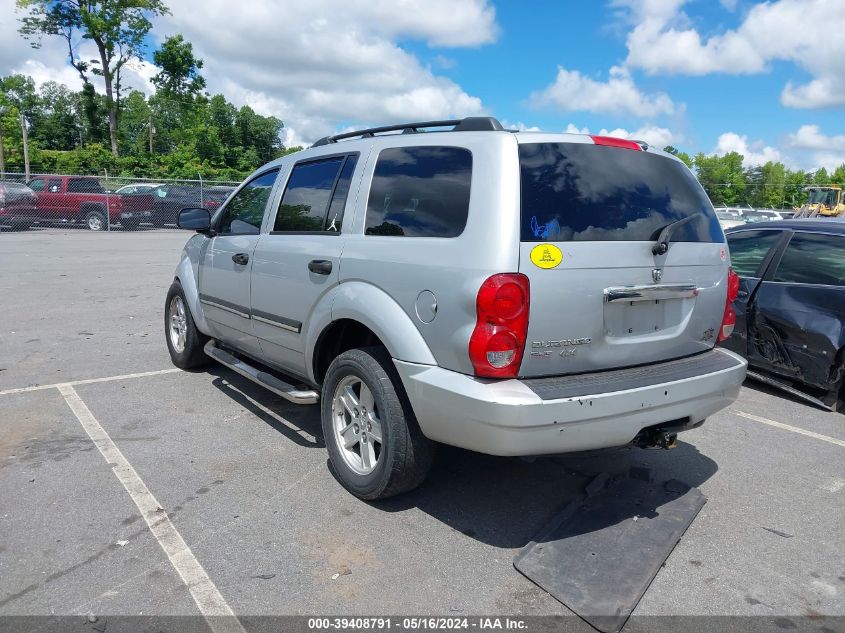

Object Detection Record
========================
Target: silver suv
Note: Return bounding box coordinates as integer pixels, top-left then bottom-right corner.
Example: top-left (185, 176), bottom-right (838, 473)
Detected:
top-left (165, 117), bottom-right (747, 500)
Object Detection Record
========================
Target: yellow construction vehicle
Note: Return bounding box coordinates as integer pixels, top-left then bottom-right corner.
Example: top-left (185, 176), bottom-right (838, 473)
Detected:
top-left (795, 186), bottom-right (845, 217)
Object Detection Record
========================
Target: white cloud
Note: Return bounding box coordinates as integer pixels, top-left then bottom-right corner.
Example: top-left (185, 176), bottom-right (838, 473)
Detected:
top-left (599, 124), bottom-right (680, 148)
top-left (559, 122), bottom-right (680, 148)
top-left (564, 123), bottom-right (590, 135)
top-left (529, 65), bottom-right (676, 117)
top-left (617, 0), bottom-right (845, 108)
top-left (2, 0), bottom-right (496, 145)
top-left (154, 0), bottom-right (497, 143)
top-left (784, 125), bottom-right (845, 171)
top-left (714, 132), bottom-right (782, 166)
top-left (786, 125), bottom-right (845, 152)
top-left (500, 120), bottom-right (541, 132)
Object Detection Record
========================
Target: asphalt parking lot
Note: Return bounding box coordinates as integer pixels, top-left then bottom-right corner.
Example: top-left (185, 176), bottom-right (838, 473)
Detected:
top-left (1, 229), bottom-right (843, 631)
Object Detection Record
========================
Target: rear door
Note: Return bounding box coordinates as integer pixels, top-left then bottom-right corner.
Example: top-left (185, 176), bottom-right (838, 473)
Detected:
top-left (747, 231), bottom-right (845, 390)
top-left (517, 138), bottom-right (728, 377)
top-left (251, 153), bottom-right (360, 374)
top-left (199, 169), bottom-right (280, 356)
top-left (722, 228), bottom-right (787, 356)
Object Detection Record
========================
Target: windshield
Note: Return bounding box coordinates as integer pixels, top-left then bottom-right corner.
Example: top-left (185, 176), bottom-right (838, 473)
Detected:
top-left (808, 189), bottom-right (837, 206)
top-left (519, 143), bottom-right (723, 242)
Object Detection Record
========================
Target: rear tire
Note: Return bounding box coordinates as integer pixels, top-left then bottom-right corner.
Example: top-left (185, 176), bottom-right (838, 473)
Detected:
top-left (85, 209), bottom-right (107, 231)
top-left (164, 281), bottom-right (210, 369)
top-left (321, 346), bottom-right (435, 500)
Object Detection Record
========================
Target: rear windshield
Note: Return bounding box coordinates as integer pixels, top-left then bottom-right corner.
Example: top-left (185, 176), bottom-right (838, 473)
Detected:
top-left (519, 143), bottom-right (722, 243)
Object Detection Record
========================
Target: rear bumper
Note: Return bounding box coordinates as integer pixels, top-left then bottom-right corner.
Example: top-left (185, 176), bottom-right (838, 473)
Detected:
top-left (395, 348), bottom-right (747, 456)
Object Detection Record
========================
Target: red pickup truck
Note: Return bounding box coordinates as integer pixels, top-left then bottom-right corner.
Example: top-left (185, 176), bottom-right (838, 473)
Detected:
top-left (27, 175), bottom-right (155, 231)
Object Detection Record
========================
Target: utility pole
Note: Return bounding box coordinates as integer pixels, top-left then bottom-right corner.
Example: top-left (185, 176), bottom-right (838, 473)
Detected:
top-left (0, 106), bottom-right (6, 179)
top-left (20, 113), bottom-right (30, 181)
top-left (148, 114), bottom-right (154, 155)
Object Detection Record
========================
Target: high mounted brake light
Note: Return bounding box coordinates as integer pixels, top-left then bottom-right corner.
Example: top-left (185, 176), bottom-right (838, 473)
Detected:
top-left (468, 274), bottom-right (530, 378)
top-left (590, 135), bottom-right (643, 151)
top-left (717, 268), bottom-right (740, 342)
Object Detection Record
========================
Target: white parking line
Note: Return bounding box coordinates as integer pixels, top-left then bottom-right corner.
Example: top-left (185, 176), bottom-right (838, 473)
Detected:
top-left (57, 384), bottom-right (246, 633)
top-left (0, 368), bottom-right (181, 396)
top-left (732, 410), bottom-right (845, 448)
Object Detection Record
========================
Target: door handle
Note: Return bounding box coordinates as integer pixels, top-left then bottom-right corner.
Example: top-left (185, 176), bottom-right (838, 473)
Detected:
top-left (232, 253), bottom-right (250, 265)
top-left (308, 259), bottom-right (333, 275)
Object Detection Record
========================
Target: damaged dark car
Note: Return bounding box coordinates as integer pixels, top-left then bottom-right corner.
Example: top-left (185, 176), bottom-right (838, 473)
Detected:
top-left (722, 220), bottom-right (845, 411)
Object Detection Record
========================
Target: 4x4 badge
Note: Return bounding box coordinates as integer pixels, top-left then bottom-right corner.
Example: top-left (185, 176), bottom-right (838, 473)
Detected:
top-left (652, 268), bottom-right (663, 283)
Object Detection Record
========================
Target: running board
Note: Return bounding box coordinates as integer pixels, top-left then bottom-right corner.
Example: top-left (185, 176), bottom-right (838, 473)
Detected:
top-left (746, 370), bottom-right (832, 411)
top-left (204, 340), bottom-right (319, 405)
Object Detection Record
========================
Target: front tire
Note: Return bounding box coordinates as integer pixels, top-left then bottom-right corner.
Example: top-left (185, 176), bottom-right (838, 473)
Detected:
top-left (164, 281), bottom-right (209, 369)
top-left (321, 347), bottom-right (434, 500)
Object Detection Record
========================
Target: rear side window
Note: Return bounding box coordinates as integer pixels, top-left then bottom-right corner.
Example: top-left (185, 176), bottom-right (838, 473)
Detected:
top-left (519, 143), bottom-right (722, 243)
top-left (726, 230), bottom-right (783, 277)
top-left (274, 155), bottom-right (357, 233)
top-left (773, 233), bottom-right (845, 287)
top-left (67, 178), bottom-right (104, 194)
top-left (365, 146), bottom-right (472, 238)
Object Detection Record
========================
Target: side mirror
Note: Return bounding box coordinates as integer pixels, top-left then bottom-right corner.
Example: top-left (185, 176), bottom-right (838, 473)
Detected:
top-left (177, 207), bottom-right (212, 232)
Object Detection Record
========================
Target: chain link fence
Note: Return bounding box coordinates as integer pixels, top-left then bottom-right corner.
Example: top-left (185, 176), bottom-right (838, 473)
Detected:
top-left (2, 170), bottom-right (842, 233)
top-left (0, 171), bottom-right (241, 232)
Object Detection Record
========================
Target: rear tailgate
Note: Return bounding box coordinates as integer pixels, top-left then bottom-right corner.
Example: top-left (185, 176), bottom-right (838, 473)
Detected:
top-left (517, 137), bottom-right (729, 378)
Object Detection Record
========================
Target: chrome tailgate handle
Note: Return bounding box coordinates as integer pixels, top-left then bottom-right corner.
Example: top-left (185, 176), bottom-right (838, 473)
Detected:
top-left (604, 284), bottom-right (699, 303)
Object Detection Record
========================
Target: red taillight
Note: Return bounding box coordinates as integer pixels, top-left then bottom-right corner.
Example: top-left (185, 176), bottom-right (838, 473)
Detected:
top-left (590, 135), bottom-right (643, 151)
top-left (468, 273), bottom-right (530, 378)
top-left (717, 268), bottom-right (740, 342)
top-left (205, 200), bottom-right (221, 209)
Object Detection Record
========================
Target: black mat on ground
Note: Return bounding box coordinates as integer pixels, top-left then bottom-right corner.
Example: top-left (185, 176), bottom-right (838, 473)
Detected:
top-left (514, 472), bottom-right (706, 633)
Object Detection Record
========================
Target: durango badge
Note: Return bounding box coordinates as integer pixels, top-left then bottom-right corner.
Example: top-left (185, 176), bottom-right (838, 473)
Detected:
top-left (530, 244), bottom-right (563, 269)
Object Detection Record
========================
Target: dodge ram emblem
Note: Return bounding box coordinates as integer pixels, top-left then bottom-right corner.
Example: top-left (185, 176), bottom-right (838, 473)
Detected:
top-left (652, 268), bottom-right (663, 283)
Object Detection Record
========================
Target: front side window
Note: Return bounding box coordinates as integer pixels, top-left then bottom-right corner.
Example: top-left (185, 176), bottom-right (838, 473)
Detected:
top-left (773, 233), bottom-right (845, 287)
top-left (273, 157), bottom-right (349, 232)
top-left (28, 178), bottom-right (45, 192)
top-left (365, 146), bottom-right (472, 238)
top-left (218, 170), bottom-right (279, 235)
top-left (726, 230), bottom-right (783, 277)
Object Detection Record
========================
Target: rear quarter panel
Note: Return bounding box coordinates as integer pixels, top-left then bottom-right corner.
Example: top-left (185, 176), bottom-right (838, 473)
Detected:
top-left (338, 133), bottom-right (521, 375)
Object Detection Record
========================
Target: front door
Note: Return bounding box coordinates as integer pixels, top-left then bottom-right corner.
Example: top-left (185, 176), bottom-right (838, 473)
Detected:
top-left (251, 153), bottom-right (361, 375)
top-left (722, 228), bottom-right (786, 357)
top-left (199, 169), bottom-right (280, 357)
top-left (747, 231), bottom-right (845, 392)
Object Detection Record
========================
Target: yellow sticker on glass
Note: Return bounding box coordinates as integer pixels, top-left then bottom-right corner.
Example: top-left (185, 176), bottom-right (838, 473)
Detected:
top-left (530, 244), bottom-right (563, 269)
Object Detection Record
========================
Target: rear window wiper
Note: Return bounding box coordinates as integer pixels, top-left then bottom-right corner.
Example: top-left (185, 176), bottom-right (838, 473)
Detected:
top-left (652, 215), bottom-right (697, 255)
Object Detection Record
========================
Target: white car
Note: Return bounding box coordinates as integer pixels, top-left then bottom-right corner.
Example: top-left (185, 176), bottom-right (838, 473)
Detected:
top-left (114, 183), bottom-right (165, 195)
top-left (716, 211), bottom-right (745, 229)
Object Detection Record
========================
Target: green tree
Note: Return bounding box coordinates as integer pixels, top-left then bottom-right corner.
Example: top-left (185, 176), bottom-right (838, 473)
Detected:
top-left (117, 89), bottom-right (151, 155)
top-left (813, 167), bottom-right (830, 185)
top-left (17, 0), bottom-right (170, 158)
top-left (663, 145), bottom-right (692, 168)
top-left (151, 34), bottom-right (205, 101)
top-left (32, 81), bottom-right (81, 150)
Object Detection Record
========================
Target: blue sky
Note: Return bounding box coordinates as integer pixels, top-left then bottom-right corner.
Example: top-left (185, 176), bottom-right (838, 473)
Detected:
top-left (3, 0), bottom-right (844, 170)
top-left (399, 0), bottom-right (844, 168)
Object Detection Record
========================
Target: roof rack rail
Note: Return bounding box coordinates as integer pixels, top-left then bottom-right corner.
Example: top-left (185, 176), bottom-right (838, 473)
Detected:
top-left (311, 117), bottom-right (504, 147)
